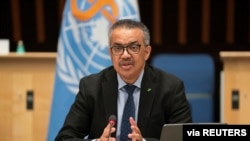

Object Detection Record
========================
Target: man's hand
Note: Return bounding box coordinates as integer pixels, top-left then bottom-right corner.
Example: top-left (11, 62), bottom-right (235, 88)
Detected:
top-left (128, 117), bottom-right (143, 141)
top-left (97, 123), bottom-right (116, 141)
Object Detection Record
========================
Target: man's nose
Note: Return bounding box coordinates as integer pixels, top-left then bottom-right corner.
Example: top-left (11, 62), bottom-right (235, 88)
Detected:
top-left (122, 48), bottom-right (130, 55)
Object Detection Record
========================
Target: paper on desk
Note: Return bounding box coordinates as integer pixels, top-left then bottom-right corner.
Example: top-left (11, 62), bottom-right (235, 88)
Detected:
top-left (0, 39), bottom-right (10, 55)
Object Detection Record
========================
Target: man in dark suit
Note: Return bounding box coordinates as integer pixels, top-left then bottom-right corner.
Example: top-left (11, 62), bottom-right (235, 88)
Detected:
top-left (55, 19), bottom-right (192, 141)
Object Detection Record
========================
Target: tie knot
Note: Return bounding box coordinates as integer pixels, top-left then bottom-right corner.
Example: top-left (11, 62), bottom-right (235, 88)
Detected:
top-left (124, 85), bottom-right (136, 96)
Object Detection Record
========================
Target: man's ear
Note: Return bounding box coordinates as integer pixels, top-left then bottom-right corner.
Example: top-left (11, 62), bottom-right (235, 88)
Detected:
top-left (144, 45), bottom-right (152, 61)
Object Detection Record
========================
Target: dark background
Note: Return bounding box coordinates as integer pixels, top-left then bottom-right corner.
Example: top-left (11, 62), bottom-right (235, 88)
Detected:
top-left (1, 0), bottom-right (250, 122)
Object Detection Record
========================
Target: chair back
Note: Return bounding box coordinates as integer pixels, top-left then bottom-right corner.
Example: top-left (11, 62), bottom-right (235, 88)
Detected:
top-left (151, 53), bottom-right (215, 122)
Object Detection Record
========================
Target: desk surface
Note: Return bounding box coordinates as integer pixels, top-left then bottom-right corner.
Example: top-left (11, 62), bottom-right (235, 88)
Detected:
top-left (220, 51), bottom-right (250, 59)
top-left (0, 52), bottom-right (57, 59)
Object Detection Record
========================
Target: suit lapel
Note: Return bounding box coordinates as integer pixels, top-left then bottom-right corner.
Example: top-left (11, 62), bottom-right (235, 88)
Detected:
top-left (102, 69), bottom-right (118, 128)
top-left (137, 65), bottom-right (157, 134)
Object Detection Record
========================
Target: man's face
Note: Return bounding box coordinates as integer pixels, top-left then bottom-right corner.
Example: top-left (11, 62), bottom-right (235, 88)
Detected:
top-left (109, 27), bottom-right (151, 84)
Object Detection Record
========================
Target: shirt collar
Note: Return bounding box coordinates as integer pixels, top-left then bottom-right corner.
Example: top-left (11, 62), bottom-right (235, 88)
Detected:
top-left (117, 70), bottom-right (144, 89)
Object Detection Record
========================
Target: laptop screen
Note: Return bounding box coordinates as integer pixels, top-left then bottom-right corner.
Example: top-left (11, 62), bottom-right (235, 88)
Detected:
top-left (160, 123), bottom-right (184, 141)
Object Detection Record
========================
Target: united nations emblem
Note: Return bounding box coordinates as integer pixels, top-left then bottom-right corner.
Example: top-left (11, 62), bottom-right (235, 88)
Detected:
top-left (57, 0), bottom-right (140, 94)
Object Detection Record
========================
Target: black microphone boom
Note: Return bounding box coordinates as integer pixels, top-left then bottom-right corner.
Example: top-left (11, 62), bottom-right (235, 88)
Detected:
top-left (109, 115), bottom-right (116, 126)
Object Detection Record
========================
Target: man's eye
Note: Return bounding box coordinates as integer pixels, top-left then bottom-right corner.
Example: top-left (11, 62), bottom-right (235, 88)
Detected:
top-left (129, 45), bottom-right (139, 50)
top-left (131, 46), bottom-right (137, 49)
top-left (114, 46), bottom-right (123, 50)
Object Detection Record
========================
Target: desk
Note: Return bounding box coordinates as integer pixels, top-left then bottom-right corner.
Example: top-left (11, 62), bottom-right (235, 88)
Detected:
top-left (0, 52), bottom-right (56, 141)
top-left (220, 51), bottom-right (250, 124)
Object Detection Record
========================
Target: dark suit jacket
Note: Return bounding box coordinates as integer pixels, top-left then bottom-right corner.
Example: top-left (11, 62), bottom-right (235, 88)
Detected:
top-left (55, 64), bottom-right (192, 141)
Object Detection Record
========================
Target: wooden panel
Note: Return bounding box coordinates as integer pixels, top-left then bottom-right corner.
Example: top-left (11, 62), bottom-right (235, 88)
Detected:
top-left (12, 74), bottom-right (33, 141)
top-left (226, 0), bottom-right (235, 44)
top-left (0, 74), bottom-right (13, 140)
top-left (178, 0), bottom-right (187, 44)
top-left (35, 0), bottom-right (45, 43)
top-left (153, 0), bottom-right (162, 45)
top-left (11, 0), bottom-right (22, 42)
top-left (220, 51), bottom-right (250, 124)
top-left (202, 0), bottom-right (210, 44)
top-left (0, 52), bottom-right (56, 141)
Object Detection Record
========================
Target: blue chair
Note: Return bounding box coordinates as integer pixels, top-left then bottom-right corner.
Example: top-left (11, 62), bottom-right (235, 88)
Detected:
top-left (151, 53), bottom-right (215, 123)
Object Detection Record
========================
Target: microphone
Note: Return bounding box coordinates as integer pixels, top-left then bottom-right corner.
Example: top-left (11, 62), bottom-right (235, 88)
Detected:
top-left (108, 115), bottom-right (116, 141)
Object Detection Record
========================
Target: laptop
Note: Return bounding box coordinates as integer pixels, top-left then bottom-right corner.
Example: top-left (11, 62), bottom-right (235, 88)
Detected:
top-left (160, 123), bottom-right (184, 141)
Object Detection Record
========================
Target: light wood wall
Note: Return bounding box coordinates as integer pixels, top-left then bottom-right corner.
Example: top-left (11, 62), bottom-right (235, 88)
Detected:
top-left (220, 52), bottom-right (250, 124)
top-left (0, 52), bottom-right (56, 141)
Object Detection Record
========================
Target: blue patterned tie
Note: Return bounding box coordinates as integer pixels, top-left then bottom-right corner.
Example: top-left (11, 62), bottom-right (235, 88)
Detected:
top-left (120, 85), bottom-right (136, 141)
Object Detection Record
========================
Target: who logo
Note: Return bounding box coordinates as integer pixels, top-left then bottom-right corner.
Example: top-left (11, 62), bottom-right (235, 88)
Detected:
top-left (56, 0), bottom-right (140, 94)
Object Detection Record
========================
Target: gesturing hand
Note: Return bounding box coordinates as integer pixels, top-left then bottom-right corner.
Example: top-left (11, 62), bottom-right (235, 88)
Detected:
top-left (98, 123), bottom-right (116, 141)
top-left (128, 117), bottom-right (143, 141)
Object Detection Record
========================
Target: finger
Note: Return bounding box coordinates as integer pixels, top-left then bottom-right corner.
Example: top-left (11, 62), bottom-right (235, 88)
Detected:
top-left (129, 117), bottom-right (140, 133)
top-left (99, 123), bottom-right (116, 140)
top-left (104, 123), bottom-right (111, 135)
top-left (130, 125), bottom-right (141, 136)
top-left (129, 117), bottom-right (137, 126)
top-left (107, 137), bottom-right (116, 141)
top-left (106, 124), bottom-right (116, 135)
top-left (128, 117), bottom-right (137, 140)
top-left (128, 117), bottom-right (143, 141)
top-left (110, 126), bottom-right (116, 135)
top-left (128, 132), bottom-right (142, 141)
